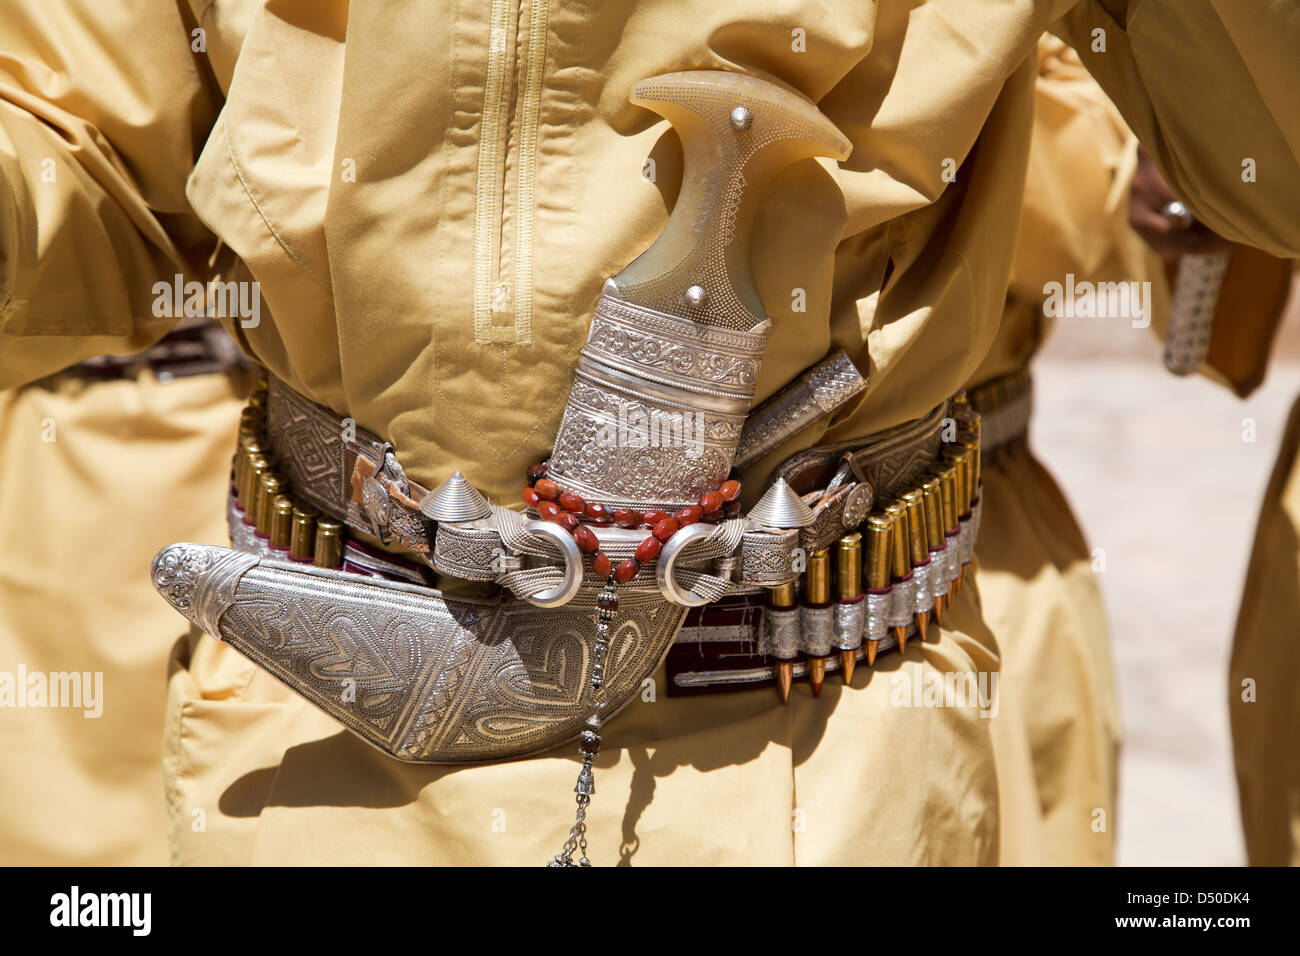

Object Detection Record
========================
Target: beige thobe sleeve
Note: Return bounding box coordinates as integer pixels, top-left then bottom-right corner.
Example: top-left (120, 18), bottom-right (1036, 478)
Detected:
top-left (1055, 0), bottom-right (1300, 258)
top-left (0, 1), bottom-right (223, 387)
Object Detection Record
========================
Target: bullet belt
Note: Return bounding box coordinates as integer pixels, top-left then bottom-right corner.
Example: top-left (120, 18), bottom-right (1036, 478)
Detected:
top-left (666, 462), bottom-right (982, 697)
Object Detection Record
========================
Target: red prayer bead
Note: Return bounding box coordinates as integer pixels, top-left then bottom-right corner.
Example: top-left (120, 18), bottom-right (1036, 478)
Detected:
top-left (574, 525), bottom-right (600, 553)
top-left (642, 510), bottom-right (670, 527)
top-left (527, 462), bottom-right (548, 484)
top-left (557, 512), bottom-right (580, 532)
top-left (676, 505), bottom-right (703, 526)
top-left (613, 558), bottom-right (640, 583)
top-left (592, 551), bottom-right (613, 579)
top-left (652, 517), bottom-right (679, 542)
top-left (586, 503), bottom-right (614, 525)
top-left (534, 478), bottom-right (561, 500)
top-left (719, 479), bottom-right (741, 502)
top-left (522, 487), bottom-right (541, 508)
top-left (724, 498), bottom-right (742, 517)
top-left (613, 509), bottom-right (642, 529)
top-left (635, 535), bottom-right (662, 562)
top-left (559, 491), bottom-right (586, 514)
top-left (699, 491), bottom-right (723, 514)
top-left (537, 500), bottom-right (562, 521)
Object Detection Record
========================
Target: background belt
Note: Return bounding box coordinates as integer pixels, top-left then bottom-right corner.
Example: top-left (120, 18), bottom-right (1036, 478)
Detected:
top-left (968, 367), bottom-right (1032, 456)
top-left (42, 321), bottom-right (250, 384)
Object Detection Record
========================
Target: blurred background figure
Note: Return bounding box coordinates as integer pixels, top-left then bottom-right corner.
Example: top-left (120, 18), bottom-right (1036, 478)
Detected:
top-left (0, 322), bottom-right (249, 864)
top-left (1037, 139), bottom-right (1297, 866)
top-left (977, 33), bottom-right (1297, 866)
top-left (969, 36), bottom-right (1167, 866)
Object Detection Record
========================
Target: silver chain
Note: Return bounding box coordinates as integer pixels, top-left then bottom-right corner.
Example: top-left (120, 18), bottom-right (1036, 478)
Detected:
top-left (548, 579), bottom-right (618, 867)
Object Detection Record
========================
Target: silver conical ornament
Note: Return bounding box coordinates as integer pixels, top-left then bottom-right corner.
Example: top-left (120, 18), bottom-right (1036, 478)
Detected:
top-left (746, 477), bottom-right (816, 529)
top-left (419, 471), bottom-right (491, 522)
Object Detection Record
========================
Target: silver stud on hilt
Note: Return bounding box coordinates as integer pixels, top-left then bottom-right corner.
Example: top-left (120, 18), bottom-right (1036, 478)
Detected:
top-left (684, 284), bottom-right (707, 309)
top-left (729, 106), bottom-right (753, 131)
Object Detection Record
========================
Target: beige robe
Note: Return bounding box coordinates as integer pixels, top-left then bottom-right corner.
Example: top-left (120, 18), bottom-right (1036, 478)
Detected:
top-left (1, 0), bottom-right (1296, 864)
top-left (0, 371), bottom-right (246, 864)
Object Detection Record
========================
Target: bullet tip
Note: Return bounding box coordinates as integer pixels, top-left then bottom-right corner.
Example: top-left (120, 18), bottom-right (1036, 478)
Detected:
top-left (776, 661), bottom-right (793, 704)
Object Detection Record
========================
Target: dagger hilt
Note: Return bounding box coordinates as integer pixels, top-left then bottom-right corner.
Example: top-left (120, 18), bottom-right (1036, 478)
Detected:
top-left (614, 70), bottom-right (853, 332)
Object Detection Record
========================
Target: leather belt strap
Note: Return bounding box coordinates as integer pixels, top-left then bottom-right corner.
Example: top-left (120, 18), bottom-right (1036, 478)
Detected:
top-left (266, 377), bottom-right (435, 551)
top-left (43, 322), bottom-right (250, 384)
top-left (968, 367), bottom-right (1032, 455)
top-left (259, 376), bottom-right (956, 598)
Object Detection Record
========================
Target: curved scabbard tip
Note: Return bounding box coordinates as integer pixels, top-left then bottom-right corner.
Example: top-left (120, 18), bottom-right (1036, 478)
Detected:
top-left (151, 543), bottom-right (259, 637)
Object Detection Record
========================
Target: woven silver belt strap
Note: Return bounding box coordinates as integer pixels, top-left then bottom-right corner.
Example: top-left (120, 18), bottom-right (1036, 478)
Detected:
top-left (262, 377), bottom-right (950, 606)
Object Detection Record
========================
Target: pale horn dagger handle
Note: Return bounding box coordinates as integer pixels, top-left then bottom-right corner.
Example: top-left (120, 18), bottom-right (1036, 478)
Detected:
top-left (548, 71), bottom-right (852, 511)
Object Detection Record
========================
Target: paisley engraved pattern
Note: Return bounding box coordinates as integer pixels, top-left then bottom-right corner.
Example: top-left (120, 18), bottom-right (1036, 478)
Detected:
top-left (841, 483), bottom-right (874, 528)
top-left (549, 394), bottom-right (733, 507)
top-left (550, 295), bottom-right (768, 509)
top-left (152, 544), bottom-right (688, 764)
top-left (153, 544), bottom-right (259, 646)
top-left (151, 545), bottom-right (216, 610)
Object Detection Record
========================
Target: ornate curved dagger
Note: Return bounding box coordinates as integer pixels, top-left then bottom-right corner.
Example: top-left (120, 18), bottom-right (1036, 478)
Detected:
top-left (153, 71), bottom-right (851, 764)
top-left (547, 71), bottom-right (852, 512)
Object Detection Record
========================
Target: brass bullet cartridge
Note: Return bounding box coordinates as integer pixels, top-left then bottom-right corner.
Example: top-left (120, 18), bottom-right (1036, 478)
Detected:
top-left (290, 506), bottom-right (319, 561)
top-left (768, 581), bottom-right (798, 704)
top-left (836, 532), bottom-right (865, 685)
top-left (270, 495), bottom-right (294, 550)
top-left (864, 515), bottom-right (895, 667)
top-left (255, 472), bottom-right (284, 537)
top-left (314, 519), bottom-right (343, 569)
top-left (804, 548), bottom-right (831, 697)
top-left (242, 456), bottom-right (270, 524)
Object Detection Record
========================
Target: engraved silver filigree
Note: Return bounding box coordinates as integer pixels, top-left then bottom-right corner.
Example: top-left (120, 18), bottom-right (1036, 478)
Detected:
top-left (152, 543), bottom-right (687, 764)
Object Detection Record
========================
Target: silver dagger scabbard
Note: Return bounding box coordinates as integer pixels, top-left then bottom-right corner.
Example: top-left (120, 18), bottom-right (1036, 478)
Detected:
top-left (546, 292), bottom-right (770, 511)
